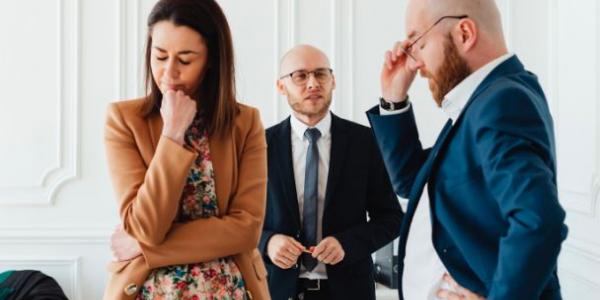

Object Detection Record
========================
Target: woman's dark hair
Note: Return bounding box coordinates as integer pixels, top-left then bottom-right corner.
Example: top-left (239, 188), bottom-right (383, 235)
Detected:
top-left (141, 0), bottom-right (237, 137)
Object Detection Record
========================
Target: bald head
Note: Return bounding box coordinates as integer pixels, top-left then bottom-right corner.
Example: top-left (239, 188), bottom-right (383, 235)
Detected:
top-left (277, 45), bottom-right (335, 127)
top-left (405, 0), bottom-right (508, 71)
top-left (407, 0), bottom-right (506, 46)
top-left (279, 44), bottom-right (331, 76)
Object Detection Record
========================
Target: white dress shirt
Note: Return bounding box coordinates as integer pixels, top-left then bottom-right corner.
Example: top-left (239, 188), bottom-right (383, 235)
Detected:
top-left (290, 112), bottom-right (332, 279)
top-left (380, 53), bottom-right (514, 299)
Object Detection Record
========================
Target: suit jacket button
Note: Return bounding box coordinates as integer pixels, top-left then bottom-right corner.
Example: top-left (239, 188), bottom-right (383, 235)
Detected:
top-left (124, 283), bottom-right (138, 296)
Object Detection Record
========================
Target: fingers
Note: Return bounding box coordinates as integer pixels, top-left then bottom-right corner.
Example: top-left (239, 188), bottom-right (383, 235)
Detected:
top-left (396, 40), bottom-right (412, 56)
top-left (382, 40), bottom-right (414, 74)
top-left (311, 241), bottom-right (327, 258)
top-left (319, 248), bottom-right (344, 265)
top-left (289, 239), bottom-right (305, 255)
top-left (439, 273), bottom-right (484, 300)
top-left (267, 235), bottom-right (303, 269)
top-left (162, 89), bottom-right (192, 105)
top-left (392, 41), bottom-right (404, 60)
top-left (282, 236), bottom-right (304, 257)
top-left (313, 243), bottom-right (330, 262)
top-left (273, 256), bottom-right (294, 269)
top-left (384, 51), bottom-right (394, 70)
top-left (110, 237), bottom-right (125, 262)
top-left (319, 249), bottom-right (337, 264)
top-left (331, 254), bottom-right (343, 265)
top-left (312, 237), bottom-right (344, 265)
top-left (390, 40), bottom-right (411, 62)
top-left (272, 260), bottom-right (288, 269)
top-left (279, 247), bottom-right (299, 262)
top-left (274, 242), bottom-right (301, 269)
top-left (162, 89), bottom-right (176, 104)
top-left (437, 289), bottom-right (463, 300)
top-left (330, 248), bottom-right (344, 265)
top-left (443, 273), bottom-right (458, 288)
top-left (443, 273), bottom-right (469, 295)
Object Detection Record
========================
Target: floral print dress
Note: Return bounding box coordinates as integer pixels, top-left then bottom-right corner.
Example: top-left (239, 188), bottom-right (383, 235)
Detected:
top-left (136, 118), bottom-right (248, 300)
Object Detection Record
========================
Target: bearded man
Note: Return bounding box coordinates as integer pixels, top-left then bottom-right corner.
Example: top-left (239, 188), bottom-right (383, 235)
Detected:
top-left (367, 0), bottom-right (568, 299)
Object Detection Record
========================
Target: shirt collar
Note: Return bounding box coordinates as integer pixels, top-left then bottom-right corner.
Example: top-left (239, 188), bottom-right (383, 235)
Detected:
top-left (290, 111), bottom-right (332, 140)
top-left (442, 53), bottom-right (514, 123)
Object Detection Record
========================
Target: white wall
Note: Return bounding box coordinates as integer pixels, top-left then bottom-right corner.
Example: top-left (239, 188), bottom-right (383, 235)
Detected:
top-left (0, 0), bottom-right (598, 299)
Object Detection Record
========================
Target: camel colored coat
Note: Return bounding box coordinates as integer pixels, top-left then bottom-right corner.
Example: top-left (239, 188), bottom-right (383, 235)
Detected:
top-left (103, 98), bottom-right (270, 300)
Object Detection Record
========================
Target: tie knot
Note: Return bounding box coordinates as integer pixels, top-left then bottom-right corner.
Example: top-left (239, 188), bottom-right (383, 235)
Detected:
top-left (304, 128), bottom-right (321, 143)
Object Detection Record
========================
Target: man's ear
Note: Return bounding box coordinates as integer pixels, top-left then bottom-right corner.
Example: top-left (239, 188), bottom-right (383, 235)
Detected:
top-left (331, 74), bottom-right (336, 90)
top-left (454, 18), bottom-right (478, 52)
top-left (276, 79), bottom-right (287, 96)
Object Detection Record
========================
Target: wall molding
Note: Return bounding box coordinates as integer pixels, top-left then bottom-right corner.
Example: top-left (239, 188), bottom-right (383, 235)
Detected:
top-left (330, 0), bottom-right (339, 113)
top-left (116, 0), bottom-right (143, 100)
top-left (330, 0), bottom-right (355, 120)
top-left (273, 0), bottom-right (281, 122)
top-left (590, 175), bottom-right (600, 218)
top-left (500, 0), bottom-right (513, 49)
top-left (594, 0), bottom-right (600, 218)
top-left (564, 241), bottom-right (600, 263)
top-left (560, 189), bottom-right (596, 217)
top-left (0, 0), bottom-right (80, 206)
top-left (0, 256), bottom-right (82, 300)
top-left (549, 0), bottom-right (600, 218)
top-left (274, 0), bottom-right (298, 121)
top-left (560, 243), bottom-right (600, 291)
top-left (0, 227), bottom-right (111, 245)
top-left (547, 0), bottom-right (559, 121)
top-left (558, 239), bottom-right (600, 298)
top-left (116, 0), bottom-right (126, 100)
top-left (135, 0), bottom-right (143, 96)
top-left (559, 267), bottom-right (600, 296)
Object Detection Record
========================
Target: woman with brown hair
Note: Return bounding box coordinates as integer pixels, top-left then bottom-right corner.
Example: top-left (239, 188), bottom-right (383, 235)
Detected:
top-left (103, 0), bottom-right (269, 299)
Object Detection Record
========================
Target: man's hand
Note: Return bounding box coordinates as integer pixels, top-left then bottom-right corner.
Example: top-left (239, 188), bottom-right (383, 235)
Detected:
top-left (110, 224), bottom-right (142, 261)
top-left (312, 237), bottom-right (345, 265)
top-left (267, 234), bottom-right (304, 269)
top-left (437, 273), bottom-right (485, 300)
top-left (380, 40), bottom-right (418, 102)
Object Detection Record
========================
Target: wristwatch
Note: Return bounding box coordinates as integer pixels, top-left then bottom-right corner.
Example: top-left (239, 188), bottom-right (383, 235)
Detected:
top-left (379, 95), bottom-right (409, 111)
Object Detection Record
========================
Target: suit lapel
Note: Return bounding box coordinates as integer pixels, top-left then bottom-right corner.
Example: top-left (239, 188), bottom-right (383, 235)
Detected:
top-left (276, 118), bottom-right (301, 227)
top-left (324, 114), bottom-right (349, 210)
top-left (209, 130), bottom-right (234, 216)
top-left (397, 119), bottom-right (453, 258)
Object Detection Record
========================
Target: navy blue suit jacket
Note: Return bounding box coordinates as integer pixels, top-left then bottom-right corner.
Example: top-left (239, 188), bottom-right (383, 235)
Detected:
top-left (366, 56), bottom-right (568, 300)
top-left (259, 113), bottom-right (402, 300)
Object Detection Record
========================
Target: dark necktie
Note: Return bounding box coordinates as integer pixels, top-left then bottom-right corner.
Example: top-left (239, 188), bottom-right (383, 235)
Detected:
top-left (302, 127), bottom-right (321, 271)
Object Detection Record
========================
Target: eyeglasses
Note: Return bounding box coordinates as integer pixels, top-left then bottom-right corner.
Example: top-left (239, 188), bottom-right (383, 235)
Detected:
top-left (279, 68), bottom-right (333, 86)
top-left (402, 15), bottom-right (469, 61)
